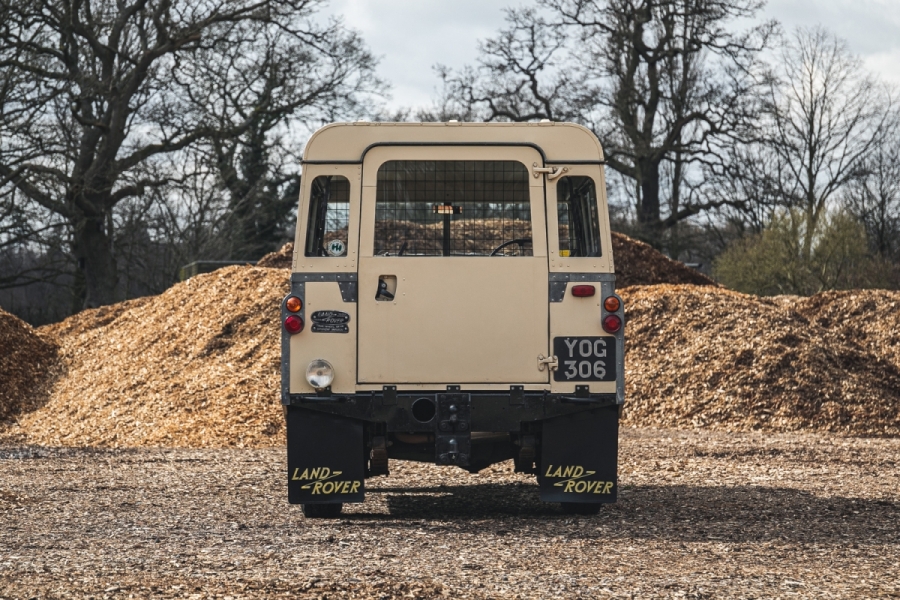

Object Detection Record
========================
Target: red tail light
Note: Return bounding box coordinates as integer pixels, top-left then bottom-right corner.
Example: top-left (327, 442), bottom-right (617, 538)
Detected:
top-left (284, 315), bottom-right (304, 334)
top-left (571, 285), bottom-right (595, 297)
top-left (602, 314), bottom-right (622, 333)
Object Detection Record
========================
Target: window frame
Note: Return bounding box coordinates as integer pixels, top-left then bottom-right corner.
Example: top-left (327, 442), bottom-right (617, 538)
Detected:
top-left (305, 174), bottom-right (352, 258)
top-left (555, 175), bottom-right (603, 258)
top-left (359, 146), bottom-right (548, 259)
top-left (372, 159), bottom-right (535, 257)
top-left (546, 164), bottom-right (613, 272)
top-left (294, 164), bottom-right (361, 272)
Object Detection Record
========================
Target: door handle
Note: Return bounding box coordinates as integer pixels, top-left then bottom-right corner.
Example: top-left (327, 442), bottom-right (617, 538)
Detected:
top-left (375, 276), bottom-right (396, 301)
top-left (532, 163), bottom-right (569, 180)
top-left (537, 354), bottom-right (558, 371)
top-left (376, 279), bottom-right (394, 300)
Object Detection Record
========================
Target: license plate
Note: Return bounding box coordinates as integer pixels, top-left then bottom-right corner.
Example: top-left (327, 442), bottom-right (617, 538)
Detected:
top-left (553, 336), bottom-right (616, 382)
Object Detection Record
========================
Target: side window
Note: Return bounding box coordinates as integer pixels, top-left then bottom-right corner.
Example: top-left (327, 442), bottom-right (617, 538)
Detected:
top-left (305, 176), bottom-right (350, 257)
top-left (374, 160), bottom-right (532, 256)
top-left (556, 176), bottom-right (601, 257)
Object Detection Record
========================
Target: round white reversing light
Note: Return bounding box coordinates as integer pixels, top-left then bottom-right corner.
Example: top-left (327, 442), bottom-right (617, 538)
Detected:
top-left (306, 359), bottom-right (334, 390)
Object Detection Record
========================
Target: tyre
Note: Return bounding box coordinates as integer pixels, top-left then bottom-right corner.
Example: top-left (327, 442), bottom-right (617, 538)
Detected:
top-left (302, 503), bottom-right (343, 519)
top-left (560, 502), bottom-right (601, 515)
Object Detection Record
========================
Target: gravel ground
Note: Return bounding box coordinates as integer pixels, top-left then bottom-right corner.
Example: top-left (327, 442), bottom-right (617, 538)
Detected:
top-left (1, 427), bottom-right (898, 599)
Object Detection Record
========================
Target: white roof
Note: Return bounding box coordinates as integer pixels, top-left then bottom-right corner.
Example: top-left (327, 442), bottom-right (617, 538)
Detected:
top-left (302, 121), bottom-right (605, 163)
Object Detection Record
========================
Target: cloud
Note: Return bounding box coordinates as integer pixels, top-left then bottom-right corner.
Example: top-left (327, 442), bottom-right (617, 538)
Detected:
top-left (766, 0), bottom-right (900, 53)
top-left (330, 0), bottom-right (525, 110)
top-left (864, 50), bottom-right (900, 87)
top-left (325, 0), bottom-right (900, 112)
top-left (765, 0), bottom-right (900, 89)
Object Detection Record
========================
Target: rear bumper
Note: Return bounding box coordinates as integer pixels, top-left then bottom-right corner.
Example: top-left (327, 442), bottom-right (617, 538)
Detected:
top-left (282, 390), bottom-right (618, 431)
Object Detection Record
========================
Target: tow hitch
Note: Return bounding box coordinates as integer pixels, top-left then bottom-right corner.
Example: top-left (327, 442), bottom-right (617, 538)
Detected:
top-left (435, 393), bottom-right (471, 466)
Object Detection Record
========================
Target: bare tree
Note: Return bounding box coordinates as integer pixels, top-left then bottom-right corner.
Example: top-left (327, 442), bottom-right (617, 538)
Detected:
top-left (429, 8), bottom-right (581, 123)
top-left (844, 110), bottom-right (900, 261)
top-left (182, 15), bottom-right (382, 260)
top-left (564, 0), bottom-right (774, 236)
top-left (0, 0), bottom-right (380, 309)
top-left (435, 0), bottom-right (775, 244)
top-left (759, 27), bottom-right (892, 259)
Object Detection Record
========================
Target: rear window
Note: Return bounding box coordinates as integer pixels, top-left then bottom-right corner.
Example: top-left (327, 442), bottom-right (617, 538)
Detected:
top-left (556, 176), bottom-right (602, 257)
top-left (305, 175), bottom-right (350, 257)
top-left (374, 160), bottom-right (532, 256)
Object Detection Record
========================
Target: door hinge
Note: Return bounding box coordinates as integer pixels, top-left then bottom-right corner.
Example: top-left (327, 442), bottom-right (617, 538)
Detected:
top-left (532, 163), bottom-right (569, 181)
top-left (537, 354), bottom-right (559, 371)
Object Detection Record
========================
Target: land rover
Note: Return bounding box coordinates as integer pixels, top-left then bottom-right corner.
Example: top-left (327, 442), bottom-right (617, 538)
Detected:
top-left (281, 122), bottom-right (624, 517)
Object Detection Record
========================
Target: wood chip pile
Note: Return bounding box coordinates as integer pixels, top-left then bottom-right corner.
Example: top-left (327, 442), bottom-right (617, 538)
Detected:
top-left (257, 232), bottom-right (715, 282)
top-left (619, 284), bottom-right (900, 436)
top-left (791, 289), bottom-right (900, 371)
top-left (612, 232), bottom-right (717, 286)
top-left (3, 239), bottom-right (897, 447)
top-left (374, 219), bottom-right (533, 255)
top-left (256, 243), bottom-right (294, 269)
top-left (9, 267), bottom-right (288, 447)
top-left (40, 297), bottom-right (154, 339)
top-left (0, 308), bottom-right (57, 422)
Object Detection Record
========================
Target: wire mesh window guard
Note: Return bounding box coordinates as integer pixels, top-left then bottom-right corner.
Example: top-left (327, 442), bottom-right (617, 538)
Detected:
top-left (374, 160), bottom-right (533, 257)
top-left (556, 176), bottom-right (602, 257)
top-left (305, 176), bottom-right (350, 257)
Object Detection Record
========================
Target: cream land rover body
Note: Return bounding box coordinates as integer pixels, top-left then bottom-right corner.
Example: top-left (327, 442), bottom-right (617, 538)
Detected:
top-left (282, 122), bottom-right (624, 517)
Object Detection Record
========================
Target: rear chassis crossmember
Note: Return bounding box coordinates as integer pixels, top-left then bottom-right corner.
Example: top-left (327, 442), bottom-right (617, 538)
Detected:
top-left (284, 391), bottom-right (620, 507)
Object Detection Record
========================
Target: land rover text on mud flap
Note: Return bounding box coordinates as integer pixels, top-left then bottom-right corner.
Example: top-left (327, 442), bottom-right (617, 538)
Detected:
top-left (281, 122), bottom-right (624, 518)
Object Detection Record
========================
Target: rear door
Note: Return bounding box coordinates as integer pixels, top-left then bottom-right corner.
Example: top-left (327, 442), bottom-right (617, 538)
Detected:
top-left (545, 165), bottom-right (618, 394)
top-left (357, 146), bottom-right (549, 385)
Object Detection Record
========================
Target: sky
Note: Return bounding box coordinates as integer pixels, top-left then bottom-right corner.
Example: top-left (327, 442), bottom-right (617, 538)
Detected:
top-left (326, 0), bottom-right (900, 112)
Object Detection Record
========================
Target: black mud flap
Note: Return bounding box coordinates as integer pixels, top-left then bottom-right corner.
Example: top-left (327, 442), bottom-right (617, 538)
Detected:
top-left (539, 405), bottom-right (619, 503)
top-left (286, 407), bottom-right (365, 504)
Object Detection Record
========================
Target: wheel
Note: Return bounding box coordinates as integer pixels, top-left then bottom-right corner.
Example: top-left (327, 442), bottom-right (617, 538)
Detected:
top-left (560, 502), bottom-right (601, 515)
top-left (302, 503), bottom-right (343, 519)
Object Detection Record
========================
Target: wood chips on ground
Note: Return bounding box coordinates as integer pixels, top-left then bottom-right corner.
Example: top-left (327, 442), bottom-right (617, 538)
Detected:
top-left (2, 428), bottom-right (898, 598)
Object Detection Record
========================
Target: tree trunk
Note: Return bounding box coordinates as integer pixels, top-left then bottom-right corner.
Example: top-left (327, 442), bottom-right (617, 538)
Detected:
top-left (73, 214), bottom-right (118, 308)
top-left (637, 159), bottom-right (663, 240)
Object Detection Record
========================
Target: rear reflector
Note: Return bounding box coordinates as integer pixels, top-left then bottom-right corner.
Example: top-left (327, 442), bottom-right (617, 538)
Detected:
top-left (602, 314), bottom-right (622, 333)
top-left (571, 285), bottom-right (596, 297)
top-left (284, 315), bottom-right (304, 334)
